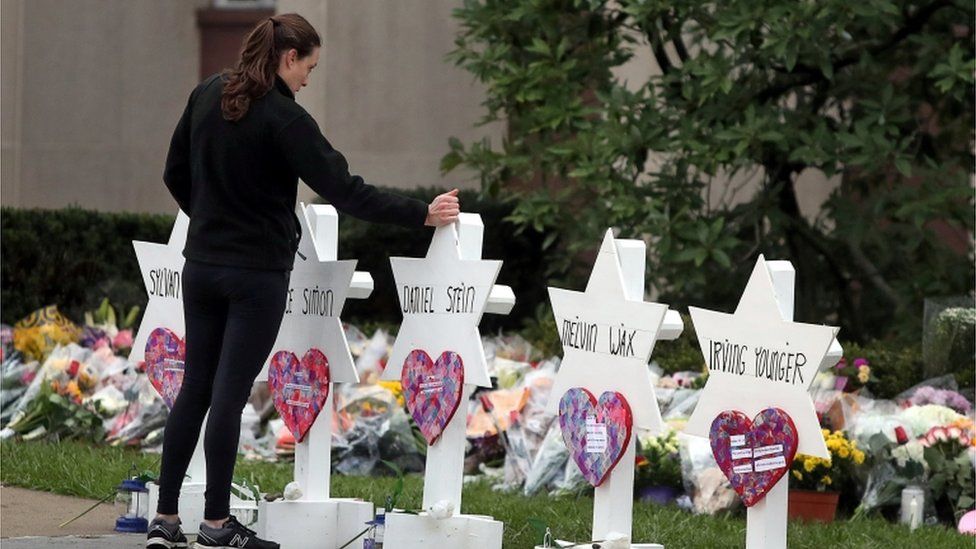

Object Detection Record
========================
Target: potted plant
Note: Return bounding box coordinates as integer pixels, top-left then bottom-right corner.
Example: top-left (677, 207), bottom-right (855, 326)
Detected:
top-left (788, 429), bottom-right (865, 522)
top-left (634, 429), bottom-right (683, 505)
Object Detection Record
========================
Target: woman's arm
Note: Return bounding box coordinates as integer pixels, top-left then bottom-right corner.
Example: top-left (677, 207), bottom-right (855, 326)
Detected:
top-left (275, 114), bottom-right (432, 226)
top-left (162, 94), bottom-right (193, 214)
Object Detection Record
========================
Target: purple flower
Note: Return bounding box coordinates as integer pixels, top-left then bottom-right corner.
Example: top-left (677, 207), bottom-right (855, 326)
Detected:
top-left (909, 386), bottom-right (972, 414)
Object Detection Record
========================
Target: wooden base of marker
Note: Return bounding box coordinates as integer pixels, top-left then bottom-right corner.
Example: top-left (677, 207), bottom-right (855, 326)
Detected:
top-left (147, 481), bottom-right (206, 535)
top-left (257, 498), bottom-right (373, 549)
top-left (147, 480), bottom-right (260, 536)
top-left (383, 511), bottom-right (503, 549)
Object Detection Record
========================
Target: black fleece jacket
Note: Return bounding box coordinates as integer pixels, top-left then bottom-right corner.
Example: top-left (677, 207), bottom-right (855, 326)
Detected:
top-left (163, 74), bottom-right (429, 270)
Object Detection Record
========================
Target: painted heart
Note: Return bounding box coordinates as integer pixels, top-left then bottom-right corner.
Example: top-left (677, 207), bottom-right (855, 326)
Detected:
top-left (268, 349), bottom-right (331, 443)
top-left (401, 350), bottom-right (464, 445)
top-left (710, 407), bottom-right (799, 507)
top-left (145, 327), bottom-right (185, 409)
top-left (558, 388), bottom-right (633, 487)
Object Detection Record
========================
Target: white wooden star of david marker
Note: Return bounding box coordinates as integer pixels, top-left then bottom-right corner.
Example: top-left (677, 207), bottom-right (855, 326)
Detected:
top-left (130, 211), bottom-right (189, 363)
top-left (259, 204), bottom-right (360, 383)
top-left (684, 255), bottom-right (842, 458)
top-left (546, 229), bottom-right (670, 431)
top-left (380, 221), bottom-right (502, 388)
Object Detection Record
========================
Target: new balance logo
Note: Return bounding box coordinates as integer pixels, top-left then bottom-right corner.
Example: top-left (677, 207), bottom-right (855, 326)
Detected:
top-left (230, 533), bottom-right (249, 547)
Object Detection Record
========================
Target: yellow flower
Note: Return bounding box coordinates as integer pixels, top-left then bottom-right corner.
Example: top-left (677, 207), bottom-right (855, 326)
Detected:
top-left (822, 475), bottom-right (832, 486)
top-left (792, 470), bottom-right (802, 480)
top-left (821, 429), bottom-right (830, 437)
top-left (377, 380), bottom-right (405, 407)
top-left (804, 460), bottom-right (815, 473)
top-left (853, 450), bottom-right (865, 464)
top-left (857, 367), bottom-right (869, 383)
top-left (838, 447), bottom-right (850, 459)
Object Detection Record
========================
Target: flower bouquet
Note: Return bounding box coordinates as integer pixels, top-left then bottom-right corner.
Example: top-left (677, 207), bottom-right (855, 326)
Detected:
top-left (634, 429), bottom-right (683, 504)
top-left (831, 357), bottom-right (876, 393)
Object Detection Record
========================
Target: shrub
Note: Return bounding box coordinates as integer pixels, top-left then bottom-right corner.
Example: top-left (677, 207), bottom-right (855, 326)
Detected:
top-left (2, 191), bottom-right (555, 332)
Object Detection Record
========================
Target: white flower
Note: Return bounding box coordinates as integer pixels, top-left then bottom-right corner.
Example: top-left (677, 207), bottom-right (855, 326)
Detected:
top-left (898, 405), bottom-right (964, 437)
top-left (283, 481), bottom-right (303, 501)
top-left (428, 499), bottom-right (455, 519)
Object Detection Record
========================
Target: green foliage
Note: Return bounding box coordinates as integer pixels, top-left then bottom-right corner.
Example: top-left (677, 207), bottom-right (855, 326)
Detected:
top-left (843, 341), bottom-right (930, 398)
top-left (925, 438), bottom-right (976, 522)
top-left (1, 207), bottom-right (174, 326)
top-left (335, 188), bottom-right (555, 332)
top-left (84, 297), bottom-right (140, 331)
top-left (447, 0), bottom-right (975, 342)
top-left (635, 429), bottom-right (683, 491)
top-left (2, 192), bottom-right (557, 330)
top-left (654, 317), bottom-right (705, 375)
top-left (6, 383), bottom-right (106, 442)
top-left (517, 303), bottom-right (561, 358)
top-left (924, 306), bottom-right (976, 382)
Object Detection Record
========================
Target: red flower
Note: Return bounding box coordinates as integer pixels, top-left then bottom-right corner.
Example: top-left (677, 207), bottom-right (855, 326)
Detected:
top-left (67, 360), bottom-right (80, 377)
top-left (894, 426), bottom-right (909, 445)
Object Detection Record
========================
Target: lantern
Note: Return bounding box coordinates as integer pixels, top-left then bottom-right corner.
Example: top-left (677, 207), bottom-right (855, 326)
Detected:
top-left (114, 478), bottom-right (149, 533)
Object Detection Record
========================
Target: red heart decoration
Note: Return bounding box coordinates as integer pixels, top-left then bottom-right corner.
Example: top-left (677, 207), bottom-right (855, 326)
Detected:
top-left (558, 388), bottom-right (633, 487)
top-left (144, 327), bottom-right (185, 409)
top-left (268, 349), bottom-right (331, 443)
top-left (401, 350), bottom-right (464, 445)
top-left (710, 407), bottom-right (799, 507)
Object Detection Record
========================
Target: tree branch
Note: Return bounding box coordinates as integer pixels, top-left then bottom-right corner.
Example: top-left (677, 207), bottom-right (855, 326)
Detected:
top-left (846, 239), bottom-right (905, 309)
top-left (649, 31), bottom-right (674, 75)
top-left (661, 14), bottom-right (691, 65)
top-left (756, 0), bottom-right (952, 103)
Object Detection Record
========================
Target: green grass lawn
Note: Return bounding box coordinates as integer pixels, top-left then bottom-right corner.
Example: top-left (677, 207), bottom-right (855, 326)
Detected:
top-left (1, 440), bottom-right (969, 548)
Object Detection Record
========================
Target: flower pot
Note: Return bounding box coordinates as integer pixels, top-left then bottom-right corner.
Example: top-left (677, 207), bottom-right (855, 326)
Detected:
top-left (788, 489), bottom-right (839, 523)
top-left (637, 485), bottom-right (679, 505)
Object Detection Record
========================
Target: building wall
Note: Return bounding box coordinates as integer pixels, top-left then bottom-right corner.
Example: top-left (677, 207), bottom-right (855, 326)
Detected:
top-left (1, 1), bottom-right (834, 217)
top-left (278, 0), bottom-right (501, 205)
top-left (1, 0), bottom-right (206, 214)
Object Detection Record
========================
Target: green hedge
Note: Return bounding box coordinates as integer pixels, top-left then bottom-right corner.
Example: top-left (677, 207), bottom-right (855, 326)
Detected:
top-left (1, 189), bottom-right (554, 331)
top-left (1, 207), bottom-right (174, 325)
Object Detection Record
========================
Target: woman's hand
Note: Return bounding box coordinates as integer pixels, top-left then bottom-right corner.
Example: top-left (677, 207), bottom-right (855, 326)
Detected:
top-left (425, 188), bottom-right (460, 227)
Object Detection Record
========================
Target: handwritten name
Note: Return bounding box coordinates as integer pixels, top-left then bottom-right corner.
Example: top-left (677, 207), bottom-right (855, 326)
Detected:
top-left (149, 268), bottom-right (180, 299)
top-left (706, 338), bottom-right (807, 386)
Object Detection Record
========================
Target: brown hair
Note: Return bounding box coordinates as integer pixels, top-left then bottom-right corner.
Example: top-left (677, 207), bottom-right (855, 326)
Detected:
top-left (221, 13), bottom-right (320, 122)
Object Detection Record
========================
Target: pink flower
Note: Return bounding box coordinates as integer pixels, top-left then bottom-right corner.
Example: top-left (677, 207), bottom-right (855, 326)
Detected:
top-left (835, 358), bottom-right (847, 370)
top-left (112, 329), bottom-right (133, 350)
top-left (94, 337), bottom-right (110, 350)
top-left (853, 358), bottom-right (869, 368)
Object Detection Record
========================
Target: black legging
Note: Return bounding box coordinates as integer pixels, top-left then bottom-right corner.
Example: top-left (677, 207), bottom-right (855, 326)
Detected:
top-left (157, 260), bottom-right (288, 520)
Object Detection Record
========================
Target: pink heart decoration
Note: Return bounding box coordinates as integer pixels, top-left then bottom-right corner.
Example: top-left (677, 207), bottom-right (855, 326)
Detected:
top-left (401, 350), bottom-right (464, 445)
top-left (558, 388), bottom-right (633, 487)
top-left (268, 349), bottom-right (331, 443)
top-left (145, 327), bottom-right (185, 409)
top-left (710, 407), bottom-right (799, 507)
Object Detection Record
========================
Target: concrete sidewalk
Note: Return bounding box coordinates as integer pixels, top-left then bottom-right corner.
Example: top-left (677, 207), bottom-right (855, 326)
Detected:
top-left (2, 535), bottom-right (144, 548)
top-left (1, 485), bottom-right (144, 547)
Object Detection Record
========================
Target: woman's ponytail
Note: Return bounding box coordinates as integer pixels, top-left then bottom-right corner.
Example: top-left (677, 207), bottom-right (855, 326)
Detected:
top-left (221, 14), bottom-right (320, 122)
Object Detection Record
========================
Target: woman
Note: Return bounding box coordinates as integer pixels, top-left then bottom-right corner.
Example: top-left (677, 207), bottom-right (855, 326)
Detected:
top-left (148, 13), bottom-right (459, 549)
